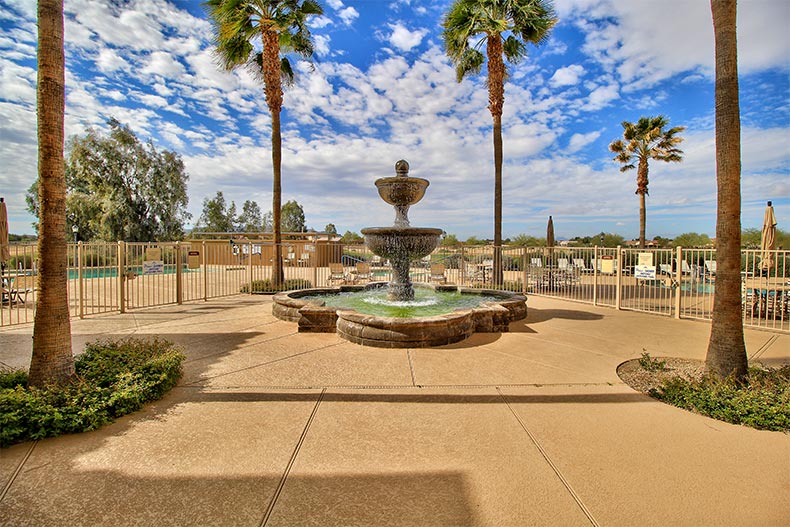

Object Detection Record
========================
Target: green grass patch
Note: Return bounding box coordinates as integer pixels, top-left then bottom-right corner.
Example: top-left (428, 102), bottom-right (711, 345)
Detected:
top-left (650, 365), bottom-right (790, 432)
top-left (0, 338), bottom-right (185, 447)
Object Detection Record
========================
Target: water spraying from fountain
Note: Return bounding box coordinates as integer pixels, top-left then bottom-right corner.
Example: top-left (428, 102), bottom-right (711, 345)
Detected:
top-left (361, 160), bottom-right (443, 301)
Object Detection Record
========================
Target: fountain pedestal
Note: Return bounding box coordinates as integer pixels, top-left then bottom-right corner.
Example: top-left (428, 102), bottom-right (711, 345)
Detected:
top-left (362, 160), bottom-right (442, 301)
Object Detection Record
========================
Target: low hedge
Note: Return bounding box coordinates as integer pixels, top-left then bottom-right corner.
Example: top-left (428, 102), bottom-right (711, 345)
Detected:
top-left (240, 278), bottom-right (312, 293)
top-left (651, 365), bottom-right (790, 432)
top-left (0, 338), bottom-right (185, 447)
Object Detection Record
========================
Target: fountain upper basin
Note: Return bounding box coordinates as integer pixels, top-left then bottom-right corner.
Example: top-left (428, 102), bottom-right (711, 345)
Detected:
top-left (374, 176), bottom-right (430, 207)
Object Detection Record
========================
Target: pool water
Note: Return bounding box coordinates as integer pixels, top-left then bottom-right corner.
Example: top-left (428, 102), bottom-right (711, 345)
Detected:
top-left (68, 266), bottom-right (190, 279)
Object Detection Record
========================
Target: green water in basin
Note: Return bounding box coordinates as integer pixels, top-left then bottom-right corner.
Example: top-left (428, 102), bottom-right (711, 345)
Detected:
top-left (301, 287), bottom-right (503, 318)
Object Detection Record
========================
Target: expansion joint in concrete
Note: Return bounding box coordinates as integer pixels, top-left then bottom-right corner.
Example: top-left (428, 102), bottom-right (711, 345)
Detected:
top-left (496, 387), bottom-right (600, 527)
top-left (260, 388), bottom-right (326, 527)
top-left (750, 334), bottom-right (779, 360)
top-left (0, 440), bottom-right (37, 503)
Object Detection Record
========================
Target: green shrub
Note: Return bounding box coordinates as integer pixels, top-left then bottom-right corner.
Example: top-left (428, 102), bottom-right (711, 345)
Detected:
top-left (638, 352), bottom-right (667, 372)
top-left (650, 365), bottom-right (790, 432)
top-left (0, 338), bottom-right (184, 447)
top-left (9, 254), bottom-right (34, 270)
top-left (241, 278), bottom-right (312, 293)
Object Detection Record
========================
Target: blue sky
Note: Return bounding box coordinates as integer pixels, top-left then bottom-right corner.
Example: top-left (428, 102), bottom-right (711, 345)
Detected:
top-left (1, 0), bottom-right (788, 240)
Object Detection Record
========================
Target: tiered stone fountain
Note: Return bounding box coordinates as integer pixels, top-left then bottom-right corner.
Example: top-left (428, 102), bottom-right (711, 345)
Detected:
top-left (272, 160), bottom-right (527, 347)
top-left (361, 160), bottom-right (443, 301)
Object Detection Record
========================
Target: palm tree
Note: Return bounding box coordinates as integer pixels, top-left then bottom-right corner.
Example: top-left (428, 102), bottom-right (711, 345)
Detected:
top-left (442, 0), bottom-right (556, 286)
top-left (204, 0), bottom-right (322, 286)
top-left (29, 0), bottom-right (74, 386)
top-left (706, 0), bottom-right (747, 381)
top-left (609, 116), bottom-right (685, 249)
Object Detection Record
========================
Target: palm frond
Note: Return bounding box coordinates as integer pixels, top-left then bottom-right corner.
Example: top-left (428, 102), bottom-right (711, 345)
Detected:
top-left (456, 48), bottom-right (485, 82)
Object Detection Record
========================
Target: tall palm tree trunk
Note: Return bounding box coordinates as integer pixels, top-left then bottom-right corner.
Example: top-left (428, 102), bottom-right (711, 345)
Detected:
top-left (262, 29), bottom-right (284, 286)
top-left (488, 34), bottom-right (505, 286)
top-left (706, 0), bottom-right (747, 381)
top-left (30, 0), bottom-right (74, 386)
top-left (638, 193), bottom-right (646, 249)
top-left (271, 108), bottom-right (284, 285)
top-left (637, 161), bottom-right (649, 248)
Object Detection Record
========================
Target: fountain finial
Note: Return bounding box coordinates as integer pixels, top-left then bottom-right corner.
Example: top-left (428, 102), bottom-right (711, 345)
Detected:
top-left (395, 159), bottom-right (409, 177)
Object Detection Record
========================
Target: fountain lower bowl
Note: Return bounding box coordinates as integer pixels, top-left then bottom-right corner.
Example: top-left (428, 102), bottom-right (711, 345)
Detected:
top-left (273, 283), bottom-right (527, 348)
top-left (361, 227), bottom-right (443, 260)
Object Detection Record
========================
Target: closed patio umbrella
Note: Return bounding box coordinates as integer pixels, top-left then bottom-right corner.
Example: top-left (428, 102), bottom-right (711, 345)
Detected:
top-left (760, 201), bottom-right (777, 275)
top-left (0, 197), bottom-right (10, 271)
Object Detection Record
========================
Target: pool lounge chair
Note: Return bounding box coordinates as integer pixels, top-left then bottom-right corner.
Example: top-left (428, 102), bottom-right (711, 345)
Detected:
top-left (328, 263), bottom-right (348, 285)
top-left (704, 260), bottom-right (717, 277)
top-left (430, 263), bottom-right (447, 284)
top-left (530, 258), bottom-right (543, 268)
top-left (353, 262), bottom-right (372, 283)
top-left (573, 258), bottom-right (592, 273)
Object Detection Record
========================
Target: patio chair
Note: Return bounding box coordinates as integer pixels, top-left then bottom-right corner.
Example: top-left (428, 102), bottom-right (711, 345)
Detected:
top-left (327, 263), bottom-right (347, 286)
top-left (704, 260), bottom-right (717, 277)
top-left (530, 257), bottom-right (543, 268)
top-left (298, 253), bottom-right (311, 266)
top-left (285, 250), bottom-right (296, 266)
top-left (430, 263), bottom-right (447, 284)
top-left (465, 263), bottom-right (485, 284)
top-left (659, 263), bottom-right (672, 276)
top-left (353, 262), bottom-right (372, 283)
top-left (7, 274), bottom-right (36, 304)
top-left (680, 260), bottom-right (692, 275)
top-left (557, 258), bottom-right (570, 270)
top-left (573, 258), bottom-right (592, 273)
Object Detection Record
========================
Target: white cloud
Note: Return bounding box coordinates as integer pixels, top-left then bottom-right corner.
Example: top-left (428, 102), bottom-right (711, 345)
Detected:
top-left (557, 0), bottom-right (790, 91)
top-left (387, 22), bottom-right (428, 52)
top-left (313, 34), bottom-right (331, 57)
top-left (141, 51), bottom-right (187, 78)
top-left (550, 64), bottom-right (585, 87)
top-left (583, 83), bottom-right (619, 111)
top-left (95, 48), bottom-right (129, 73)
top-left (567, 130), bottom-right (603, 153)
top-left (337, 7), bottom-right (359, 26)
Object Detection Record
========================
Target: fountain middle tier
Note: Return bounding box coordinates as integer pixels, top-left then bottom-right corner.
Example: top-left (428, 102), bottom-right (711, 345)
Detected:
top-left (361, 226), bottom-right (443, 301)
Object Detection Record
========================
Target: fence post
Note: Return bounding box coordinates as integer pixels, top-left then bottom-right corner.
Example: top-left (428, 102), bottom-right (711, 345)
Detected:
top-left (460, 244), bottom-right (466, 285)
top-left (175, 241), bottom-right (183, 304)
top-left (312, 243), bottom-right (318, 288)
top-left (674, 246), bottom-right (683, 319)
top-left (77, 241), bottom-right (84, 319)
top-left (118, 241), bottom-right (125, 313)
top-left (248, 241), bottom-right (253, 295)
top-left (593, 245), bottom-right (599, 306)
top-left (521, 247), bottom-right (528, 295)
top-left (615, 245), bottom-right (622, 310)
top-left (202, 240), bottom-right (208, 301)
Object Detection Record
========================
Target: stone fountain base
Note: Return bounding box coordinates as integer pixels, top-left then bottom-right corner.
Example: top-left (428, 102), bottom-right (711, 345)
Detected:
top-left (272, 283), bottom-right (527, 348)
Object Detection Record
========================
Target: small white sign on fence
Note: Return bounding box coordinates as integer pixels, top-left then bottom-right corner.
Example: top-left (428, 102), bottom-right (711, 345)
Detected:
top-left (143, 260), bottom-right (164, 275)
top-left (638, 252), bottom-right (653, 266)
top-left (634, 265), bottom-right (657, 280)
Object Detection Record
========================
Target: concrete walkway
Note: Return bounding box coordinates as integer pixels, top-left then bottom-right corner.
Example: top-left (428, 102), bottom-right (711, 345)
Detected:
top-left (1, 295), bottom-right (788, 526)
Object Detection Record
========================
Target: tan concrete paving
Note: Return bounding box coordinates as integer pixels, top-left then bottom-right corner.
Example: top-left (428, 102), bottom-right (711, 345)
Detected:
top-left (499, 383), bottom-right (790, 527)
top-left (1, 294), bottom-right (789, 526)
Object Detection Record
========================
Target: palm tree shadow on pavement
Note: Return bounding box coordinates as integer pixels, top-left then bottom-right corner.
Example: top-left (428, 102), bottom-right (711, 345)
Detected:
top-left (521, 307), bottom-right (604, 325)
